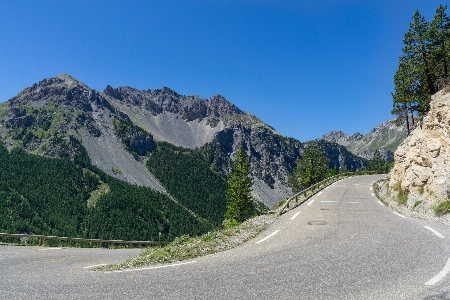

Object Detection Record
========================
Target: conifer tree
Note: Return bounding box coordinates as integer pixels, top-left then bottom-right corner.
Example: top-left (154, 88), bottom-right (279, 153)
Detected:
top-left (368, 149), bottom-right (386, 174)
top-left (291, 142), bottom-right (330, 189)
top-left (224, 145), bottom-right (253, 223)
top-left (392, 5), bottom-right (450, 130)
top-left (430, 5), bottom-right (450, 81)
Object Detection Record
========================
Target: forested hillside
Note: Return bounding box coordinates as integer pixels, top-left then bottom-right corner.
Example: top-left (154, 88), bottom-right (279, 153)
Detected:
top-left (0, 143), bottom-right (214, 240)
top-left (146, 142), bottom-right (227, 227)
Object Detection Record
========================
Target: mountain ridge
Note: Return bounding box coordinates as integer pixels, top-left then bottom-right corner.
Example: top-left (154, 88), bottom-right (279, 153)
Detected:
top-left (321, 120), bottom-right (407, 162)
top-left (0, 74), bottom-right (368, 209)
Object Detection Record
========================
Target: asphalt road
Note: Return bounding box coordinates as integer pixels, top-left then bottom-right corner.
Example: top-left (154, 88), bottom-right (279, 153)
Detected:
top-left (2, 175), bottom-right (450, 299)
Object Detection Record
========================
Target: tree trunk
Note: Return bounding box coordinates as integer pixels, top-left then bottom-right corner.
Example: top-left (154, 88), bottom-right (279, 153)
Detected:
top-left (422, 51), bottom-right (437, 95)
top-left (404, 105), bottom-right (410, 135)
top-left (443, 40), bottom-right (448, 78)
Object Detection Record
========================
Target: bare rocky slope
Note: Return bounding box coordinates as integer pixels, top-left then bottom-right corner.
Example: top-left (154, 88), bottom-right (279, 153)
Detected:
top-left (385, 86), bottom-right (450, 220)
top-left (321, 120), bottom-right (407, 162)
top-left (0, 74), bottom-right (368, 208)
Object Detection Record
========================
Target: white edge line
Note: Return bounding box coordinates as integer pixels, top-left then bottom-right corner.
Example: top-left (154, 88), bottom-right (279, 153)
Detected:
top-left (37, 247), bottom-right (62, 251)
top-left (377, 201), bottom-right (384, 206)
top-left (317, 192), bottom-right (322, 197)
top-left (84, 264), bottom-right (107, 269)
top-left (371, 193), bottom-right (375, 197)
top-left (424, 226), bottom-right (445, 238)
top-left (255, 230), bottom-right (280, 244)
top-left (425, 258), bottom-right (450, 285)
top-left (370, 187), bottom-right (372, 190)
top-left (291, 212), bottom-right (301, 220)
top-left (307, 199), bottom-right (314, 206)
top-left (393, 212), bottom-right (406, 219)
top-left (109, 261), bottom-right (197, 273)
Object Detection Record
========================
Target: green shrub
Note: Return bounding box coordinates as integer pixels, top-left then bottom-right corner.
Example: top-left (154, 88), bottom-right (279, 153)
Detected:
top-left (418, 185), bottom-right (425, 194)
top-left (273, 199), bottom-right (286, 210)
top-left (393, 181), bottom-right (408, 205)
top-left (397, 189), bottom-right (408, 205)
top-left (435, 201), bottom-right (450, 215)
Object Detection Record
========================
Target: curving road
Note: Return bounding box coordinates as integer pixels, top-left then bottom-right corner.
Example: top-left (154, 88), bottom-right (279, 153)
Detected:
top-left (2, 175), bottom-right (450, 299)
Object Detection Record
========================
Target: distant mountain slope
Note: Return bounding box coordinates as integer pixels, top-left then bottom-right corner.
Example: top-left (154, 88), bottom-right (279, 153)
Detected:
top-left (0, 144), bottom-right (213, 240)
top-left (0, 74), bottom-right (368, 211)
top-left (321, 120), bottom-right (407, 162)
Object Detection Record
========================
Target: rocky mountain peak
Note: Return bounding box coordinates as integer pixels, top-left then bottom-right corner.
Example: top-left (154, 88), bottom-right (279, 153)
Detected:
top-left (322, 131), bottom-right (350, 144)
top-left (7, 74), bottom-right (114, 115)
top-left (104, 83), bottom-right (244, 125)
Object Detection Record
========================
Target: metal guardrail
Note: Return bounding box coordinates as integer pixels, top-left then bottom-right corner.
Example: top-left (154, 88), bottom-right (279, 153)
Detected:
top-left (276, 171), bottom-right (375, 216)
top-left (0, 233), bottom-right (169, 248)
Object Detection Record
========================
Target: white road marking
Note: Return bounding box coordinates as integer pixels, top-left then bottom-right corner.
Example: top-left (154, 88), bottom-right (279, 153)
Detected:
top-left (377, 201), bottom-right (384, 206)
top-left (425, 258), bottom-right (450, 285)
top-left (37, 248), bottom-right (62, 251)
top-left (84, 264), bottom-right (107, 269)
top-left (371, 193), bottom-right (375, 197)
top-left (255, 230), bottom-right (280, 244)
top-left (370, 187), bottom-right (372, 190)
top-left (291, 212), bottom-right (301, 220)
top-left (108, 261), bottom-right (198, 273)
top-left (393, 212), bottom-right (406, 219)
top-left (317, 192), bottom-right (322, 197)
top-left (424, 226), bottom-right (445, 238)
top-left (307, 199), bottom-right (314, 206)
top-left (346, 202), bottom-right (361, 204)
top-left (321, 200), bottom-right (337, 203)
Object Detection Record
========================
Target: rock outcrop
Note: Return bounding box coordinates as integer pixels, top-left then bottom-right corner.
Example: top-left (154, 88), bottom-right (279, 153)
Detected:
top-left (389, 86), bottom-right (450, 209)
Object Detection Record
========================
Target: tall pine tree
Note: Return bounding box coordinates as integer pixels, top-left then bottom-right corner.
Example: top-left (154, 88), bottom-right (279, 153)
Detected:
top-left (224, 145), bottom-right (253, 223)
top-left (430, 5), bottom-right (450, 83)
top-left (392, 5), bottom-right (450, 131)
top-left (291, 142), bottom-right (330, 190)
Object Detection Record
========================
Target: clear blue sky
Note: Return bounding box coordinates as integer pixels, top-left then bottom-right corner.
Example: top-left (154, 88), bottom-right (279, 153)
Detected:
top-left (0, 0), bottom-right (447, 141)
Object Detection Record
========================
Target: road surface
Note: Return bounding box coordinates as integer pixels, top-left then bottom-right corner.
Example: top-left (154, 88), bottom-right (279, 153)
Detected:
top-left (2, 175), bottom-right (450, 299)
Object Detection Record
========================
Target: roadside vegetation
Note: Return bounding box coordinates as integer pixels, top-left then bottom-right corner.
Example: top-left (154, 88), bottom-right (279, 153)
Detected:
top-left (96, 214), bottom-right (275, 271)
top-left (435, 200), bottom-right (450, 215)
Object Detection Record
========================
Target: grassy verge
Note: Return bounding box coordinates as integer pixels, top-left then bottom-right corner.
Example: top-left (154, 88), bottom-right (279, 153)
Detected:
top-left (95, 214), bottom-right (275, 271)
top-left (435, 200), bottom-right (450, 215)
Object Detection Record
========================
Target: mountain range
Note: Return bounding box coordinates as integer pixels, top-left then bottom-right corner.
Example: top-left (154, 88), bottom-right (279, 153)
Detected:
top-left (0, 74), bottom-right (371, 206)
top-left (321, 120), bottom-right (407, 162)
top-left (0, 74), bottom-right (395, 239)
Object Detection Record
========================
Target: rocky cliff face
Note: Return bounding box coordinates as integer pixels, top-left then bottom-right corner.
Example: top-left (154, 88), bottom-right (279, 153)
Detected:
top-left (389, 86), bottom-right (450, 212)
top-left (321, 120), bottom-right (407, 162)
top-left (0, 74), bottom-right (368, 208)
